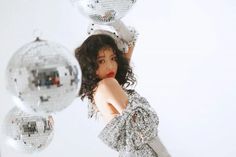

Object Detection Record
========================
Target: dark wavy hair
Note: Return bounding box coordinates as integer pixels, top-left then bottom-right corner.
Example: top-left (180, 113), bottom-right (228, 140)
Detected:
top-left (75, 34), bottom-right (136, 102)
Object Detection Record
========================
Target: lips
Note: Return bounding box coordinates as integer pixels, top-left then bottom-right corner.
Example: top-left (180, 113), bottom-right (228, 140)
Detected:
top-left (106, 72), bottom-right (115, 78)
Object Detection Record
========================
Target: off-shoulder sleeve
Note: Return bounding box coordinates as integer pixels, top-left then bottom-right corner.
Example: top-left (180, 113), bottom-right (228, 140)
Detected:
top-left (98, 91), bottom-right (159, 153)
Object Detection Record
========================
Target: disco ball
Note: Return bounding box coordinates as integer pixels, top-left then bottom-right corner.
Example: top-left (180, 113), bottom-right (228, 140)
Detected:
top-left (71, 0), bottom-right (137, 24)
top-left (2, 107), bottom-right (54, 153)
top-left (6, 38), bottom-right (81, 114)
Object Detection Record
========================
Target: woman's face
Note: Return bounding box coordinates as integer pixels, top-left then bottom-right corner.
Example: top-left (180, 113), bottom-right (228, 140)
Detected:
top-left (96, 47), bottom-right (118, 79)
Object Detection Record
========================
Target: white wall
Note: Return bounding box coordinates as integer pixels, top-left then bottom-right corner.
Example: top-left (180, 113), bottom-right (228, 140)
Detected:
top-left (0, 0), bottom-right (235, 156)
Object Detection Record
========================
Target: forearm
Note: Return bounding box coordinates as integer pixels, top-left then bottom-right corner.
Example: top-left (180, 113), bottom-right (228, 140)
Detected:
top-left (110, 20), bottom-right (138, 56)
top-left (124, 46), bottom-right (134, 63)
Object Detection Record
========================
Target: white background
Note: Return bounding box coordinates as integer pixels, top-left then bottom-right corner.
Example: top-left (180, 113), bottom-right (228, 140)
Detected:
top-left (0, 0), bottom-right (236, 156)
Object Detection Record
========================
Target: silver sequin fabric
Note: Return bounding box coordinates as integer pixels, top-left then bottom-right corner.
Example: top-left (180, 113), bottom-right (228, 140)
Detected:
top-left (98, 90), bottom-right (159, 157)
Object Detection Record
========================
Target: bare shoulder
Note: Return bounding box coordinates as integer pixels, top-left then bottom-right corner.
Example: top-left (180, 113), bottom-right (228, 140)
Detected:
top-left (94, 78), bottom-right (128, 114)
top-left (97, 78), bottom-right (120, 90)
top-left (94, 78), bottom-right (123, 101)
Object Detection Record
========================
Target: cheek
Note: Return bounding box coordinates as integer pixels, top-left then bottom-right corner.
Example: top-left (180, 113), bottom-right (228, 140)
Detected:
top-left (95, 66), bottom-right (99, 75)
top-left (96, 66), bottom-right (103, 77)
top-left (96, 68), bottom-right (101, 74)
top-left (115, 63), bottom-right (118, 71)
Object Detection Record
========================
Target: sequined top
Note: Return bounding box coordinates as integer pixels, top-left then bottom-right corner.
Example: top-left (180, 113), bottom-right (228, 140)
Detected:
top-left (98, 90), bottom-right (160, 157)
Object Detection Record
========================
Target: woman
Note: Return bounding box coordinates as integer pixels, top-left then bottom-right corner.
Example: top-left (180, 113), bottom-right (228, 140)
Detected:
top-left (75, 20), bottom-right (171, 157)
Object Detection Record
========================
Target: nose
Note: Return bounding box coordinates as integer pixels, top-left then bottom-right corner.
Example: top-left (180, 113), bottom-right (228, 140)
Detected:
top-left (106, 60), bottom-right (115, 70)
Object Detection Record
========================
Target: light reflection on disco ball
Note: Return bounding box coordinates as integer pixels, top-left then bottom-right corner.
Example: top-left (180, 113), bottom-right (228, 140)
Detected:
top-left (2, 107), bottom-right (54, 153)
top-left (6, 38), bottom-right (81, 114)
top-left (71, 0), bottom-right (137, 24)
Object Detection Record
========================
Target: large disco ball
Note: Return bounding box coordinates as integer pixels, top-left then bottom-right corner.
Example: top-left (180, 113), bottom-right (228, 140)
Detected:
top-left (6, 38), bottom-right (81, 114)
top-left (71, 0), bottom-right (137, 24)
top-left (2, 107), bottom-right (54, 153)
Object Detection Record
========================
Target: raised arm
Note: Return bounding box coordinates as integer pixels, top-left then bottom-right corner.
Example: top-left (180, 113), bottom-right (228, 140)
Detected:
top-left (109, 20), bottom-right (138, 62)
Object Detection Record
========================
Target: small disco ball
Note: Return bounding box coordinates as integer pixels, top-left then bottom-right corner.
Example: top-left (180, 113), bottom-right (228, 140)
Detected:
top-left (2, 107), bottom-right (54, 153)
top-left (71, 0), bottom-right (137, 24)
top-left (6, 38), bottom-right (81, 115)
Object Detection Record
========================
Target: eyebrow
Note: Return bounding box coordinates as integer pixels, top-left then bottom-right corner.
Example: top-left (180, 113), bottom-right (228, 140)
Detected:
top-left (97, 54), bottom-right (116, 59)
top-left (97, 55), bottom-right (105, 59)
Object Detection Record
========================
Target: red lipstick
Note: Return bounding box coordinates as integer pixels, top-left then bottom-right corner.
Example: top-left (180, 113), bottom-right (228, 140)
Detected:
top-left (106, 71), bottom-right (115, 78)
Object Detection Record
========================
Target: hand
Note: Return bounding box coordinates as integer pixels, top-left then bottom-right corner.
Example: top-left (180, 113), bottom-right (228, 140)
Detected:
top-left (109, 19), bottom-right (139, 47)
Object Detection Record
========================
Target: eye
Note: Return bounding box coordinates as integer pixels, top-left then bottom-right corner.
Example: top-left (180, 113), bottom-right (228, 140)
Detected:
top-left (97, 59), bottom-right (105, 64)
top-left (111, 56), bottom-right (117, 61)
